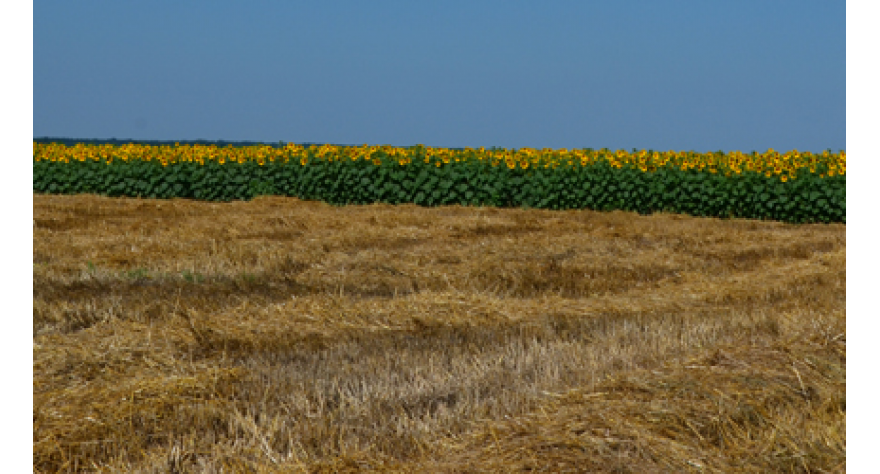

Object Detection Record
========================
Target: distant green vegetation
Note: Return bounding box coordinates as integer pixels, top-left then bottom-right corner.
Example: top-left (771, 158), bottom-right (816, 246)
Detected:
top-left (34, 142), bottom-right (845, 224)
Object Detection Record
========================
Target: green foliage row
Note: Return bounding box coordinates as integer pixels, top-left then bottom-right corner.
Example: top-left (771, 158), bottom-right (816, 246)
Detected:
top-left (33, 152), bottom-right (844, 224)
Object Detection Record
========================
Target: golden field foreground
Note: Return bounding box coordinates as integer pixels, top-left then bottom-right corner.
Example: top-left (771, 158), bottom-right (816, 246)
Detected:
top-left (33, 193), bottom-right (845, 473)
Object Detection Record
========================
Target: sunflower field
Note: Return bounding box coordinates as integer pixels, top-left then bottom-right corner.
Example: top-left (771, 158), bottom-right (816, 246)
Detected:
top-left (33, 142), bottom-right (845, 223)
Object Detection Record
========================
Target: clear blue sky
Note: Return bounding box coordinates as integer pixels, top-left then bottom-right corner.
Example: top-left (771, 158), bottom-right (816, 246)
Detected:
top-left (33, 1), bottom-right (844, 152)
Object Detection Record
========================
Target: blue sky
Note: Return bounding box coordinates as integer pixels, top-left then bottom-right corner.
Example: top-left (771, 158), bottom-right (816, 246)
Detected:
top-left (34, 1), bottom-right (844, 152)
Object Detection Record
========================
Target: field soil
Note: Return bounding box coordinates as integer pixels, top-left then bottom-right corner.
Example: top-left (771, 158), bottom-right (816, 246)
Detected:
top-left (34, 193), bottom-right (845, 473)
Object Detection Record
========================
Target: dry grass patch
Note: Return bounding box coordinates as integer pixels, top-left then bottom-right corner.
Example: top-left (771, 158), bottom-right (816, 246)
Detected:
top-left (33, 193), bottom-right (845, 472)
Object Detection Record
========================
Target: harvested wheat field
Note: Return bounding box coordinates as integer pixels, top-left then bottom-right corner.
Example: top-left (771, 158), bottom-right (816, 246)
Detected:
top-left (33, 193), bottom-right (845, 473)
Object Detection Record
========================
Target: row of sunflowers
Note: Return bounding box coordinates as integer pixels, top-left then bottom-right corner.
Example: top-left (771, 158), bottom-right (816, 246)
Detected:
top-left (34, 143), bottom-right (844, 182)
top-left (33, 142), bottom-right (845, 223)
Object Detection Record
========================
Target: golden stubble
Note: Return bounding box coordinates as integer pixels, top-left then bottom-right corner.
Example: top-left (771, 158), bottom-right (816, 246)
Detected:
top-left (33, 193), bottom-right (845, 473)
